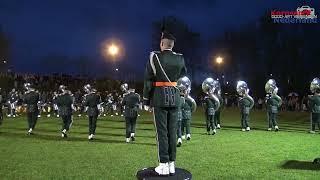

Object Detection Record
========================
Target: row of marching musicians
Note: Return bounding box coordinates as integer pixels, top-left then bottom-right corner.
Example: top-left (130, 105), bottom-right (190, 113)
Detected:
top-left (175, 77), bottom-right (320, 147)
top-left (2, 87), bottom-right (135, 119)
top-left (1, 77), bottom-right (319, 142)
top-left (2, 82), bottom-right (141, 141)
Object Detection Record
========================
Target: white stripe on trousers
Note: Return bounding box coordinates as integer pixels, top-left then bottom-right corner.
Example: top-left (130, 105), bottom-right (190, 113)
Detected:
top-left (152, 109), bottom-right (160, 163)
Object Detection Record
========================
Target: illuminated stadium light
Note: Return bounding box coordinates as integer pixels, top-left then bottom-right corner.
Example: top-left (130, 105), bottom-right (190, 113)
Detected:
top-left (108, 44), bottom-right (119, 56)
top-left (216, 56), bottom-right (223, 64)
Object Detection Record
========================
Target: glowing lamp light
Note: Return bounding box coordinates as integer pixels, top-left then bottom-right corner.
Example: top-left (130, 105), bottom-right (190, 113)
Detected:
top-left (108, 44), bottom-right (119, 56)
top-left (216, 56), bottom-right (223, 64)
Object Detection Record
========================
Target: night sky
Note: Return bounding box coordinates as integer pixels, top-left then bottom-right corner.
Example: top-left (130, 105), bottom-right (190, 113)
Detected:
top-left (0, 0), bottom-right (317, 79)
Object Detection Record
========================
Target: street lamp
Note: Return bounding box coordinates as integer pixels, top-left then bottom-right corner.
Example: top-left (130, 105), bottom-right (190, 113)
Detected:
top-left (108, 44), bottom-right (119, 57)
top-left (101, 39), bottom-right (124, 79)
top-left (216, 56), bottom-right (223, 65)
top-left (101, 40), bottom-right (123, 61)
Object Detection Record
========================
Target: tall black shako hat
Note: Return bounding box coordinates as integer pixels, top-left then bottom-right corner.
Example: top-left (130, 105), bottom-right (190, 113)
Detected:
top-left (161, 17), bottom-right (176, 42)
top-left (161, 31), bottom-right (176, 42)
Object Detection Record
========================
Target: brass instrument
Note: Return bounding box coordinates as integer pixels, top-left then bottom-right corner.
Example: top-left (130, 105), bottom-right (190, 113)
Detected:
top-left (265, 79), bottom-right (282, 106)
top-left (310, 77), bottom-right (320, 94)
top-left (202, 78), bottom-right (220, 111)
top-left (236, 80), bottom-right (254, 109)
top-left (177, 76), bottom-right (197, 112)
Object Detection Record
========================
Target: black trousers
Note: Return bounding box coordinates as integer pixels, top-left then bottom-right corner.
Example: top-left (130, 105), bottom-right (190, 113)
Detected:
top-left (0, 107), bottom-right (3, 125)
top-left (125, 116), bottom-right (137, 138)
top-left (181, 118), bottom-right (191, 135)
top-left (241, 113), bottom-right (249, 129)
top-left (27, 111), bottom-right (39, 129)
top-left (268, 112), bottom-right (278, 128)
top-left (89, 115), bottom-right (98, 135)
top-left (206, 115), bottom-right (215, 132)
top-left (311, 113), bottom-right (320, 131)
top-left (61, 115), bottom-right (72, 131)
top-left (176, 120), bottom-right (182, 138)
top-left (214, 110), bottom-right (221, 126)
top-left (153, 107), bottom-right (178, 163)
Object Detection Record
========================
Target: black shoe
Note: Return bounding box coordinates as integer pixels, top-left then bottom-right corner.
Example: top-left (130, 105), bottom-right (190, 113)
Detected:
top-left (177, 142), bottom-right (181, 147)
top-left (313, 158), bottom-right (320, 164)
top-left (62, 132), bottom-right (68, 138)
top-left (27, 132), bottom-right (33, 135)
top-left (131, 136), bottom-right (135, 142)
top-left (187, 137), bottom-right (191, 141)
top-left (212, 130), bottom-right (216, 135)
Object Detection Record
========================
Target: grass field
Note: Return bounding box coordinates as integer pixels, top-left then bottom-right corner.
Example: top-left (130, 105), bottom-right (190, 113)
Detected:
top-left (0, 108), bottom-right (319, 180)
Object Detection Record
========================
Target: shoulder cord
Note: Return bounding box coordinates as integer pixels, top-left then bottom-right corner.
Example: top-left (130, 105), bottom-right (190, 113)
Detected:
top-left (153, 53), bottom-right (179, 91)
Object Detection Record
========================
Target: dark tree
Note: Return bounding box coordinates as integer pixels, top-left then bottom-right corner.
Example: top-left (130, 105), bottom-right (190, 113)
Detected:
top-left (0, 25), bottom-right (9, 72)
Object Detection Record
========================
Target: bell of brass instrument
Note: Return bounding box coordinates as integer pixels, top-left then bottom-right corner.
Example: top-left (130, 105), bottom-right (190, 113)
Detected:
top-left (83, 84), bottom-right (92, 94)
top-left (202, 78), bottom-right (220, 111)
top-left (265, 79), bottom-right (282, 106)
top-left (177, 76), bottom-right (197, 112)
top-left (236, 80), bottom-right (254, 109)
top-left (310, 78), bottom-right (320, 94)
top-left (120, 83), bottom-right (129, 93)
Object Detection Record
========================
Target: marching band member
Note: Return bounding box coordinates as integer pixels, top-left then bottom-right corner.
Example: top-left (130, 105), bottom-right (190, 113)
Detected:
top-left (176, 77), bottom-right (196, 146)
top-left (8, 88), bottom-right (19, 118)
top-left (202, 78), bottom-right (220, 135)
top-left (237, 81), bottom-right (254, 131)
top-left (309, 78), bottom-right (320, 134)
top-left (0, 88), bottom-right (3, 125)
top-left (121, 84), bottom-right (140, 143)
top-left (56, 85), bottom-right (76, 138)
top-left (265, 79), bottom-right (282, 131)
top-left (23, 83), bottom-right (40, 135)
top-left (83, 84), bottom-right (101, 140)
top-left (143, 31), bottom-right (187, 176)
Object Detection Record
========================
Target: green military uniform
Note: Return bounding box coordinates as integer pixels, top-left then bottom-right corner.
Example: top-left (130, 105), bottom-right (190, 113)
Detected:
top-left (143, 49), bottom-right (187, 163)
top-left (56, 92), bottom-right (74, 135)
top-left (214, 95), bottom-right (223, 128)
top-left (9, 91), bottom-right (19, 117)
top-left (239, 96), bottom-right (254, 129)
top-left (0, 92), bottom-right (3, 125)
top-left (83, 92), bottom-right (101, 136)
top-left (23, 90), bottom-right (40, 131)
top-left (266, 94), bottom-right (281, 129)
top-left (308, 94), bottom-right (320, 131)
top-left (176, 97), bottom-right (183, 140)
top-left (181, 97), bottom-right (194, 136)
top-left (122, 91), bottom-right (140, 139)
top-left (204, 96), bottom-right (218, 134)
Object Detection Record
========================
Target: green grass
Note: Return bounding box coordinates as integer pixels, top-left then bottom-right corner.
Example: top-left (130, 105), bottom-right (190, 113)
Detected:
top-left (0, 108), bottom-right (319, 180)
